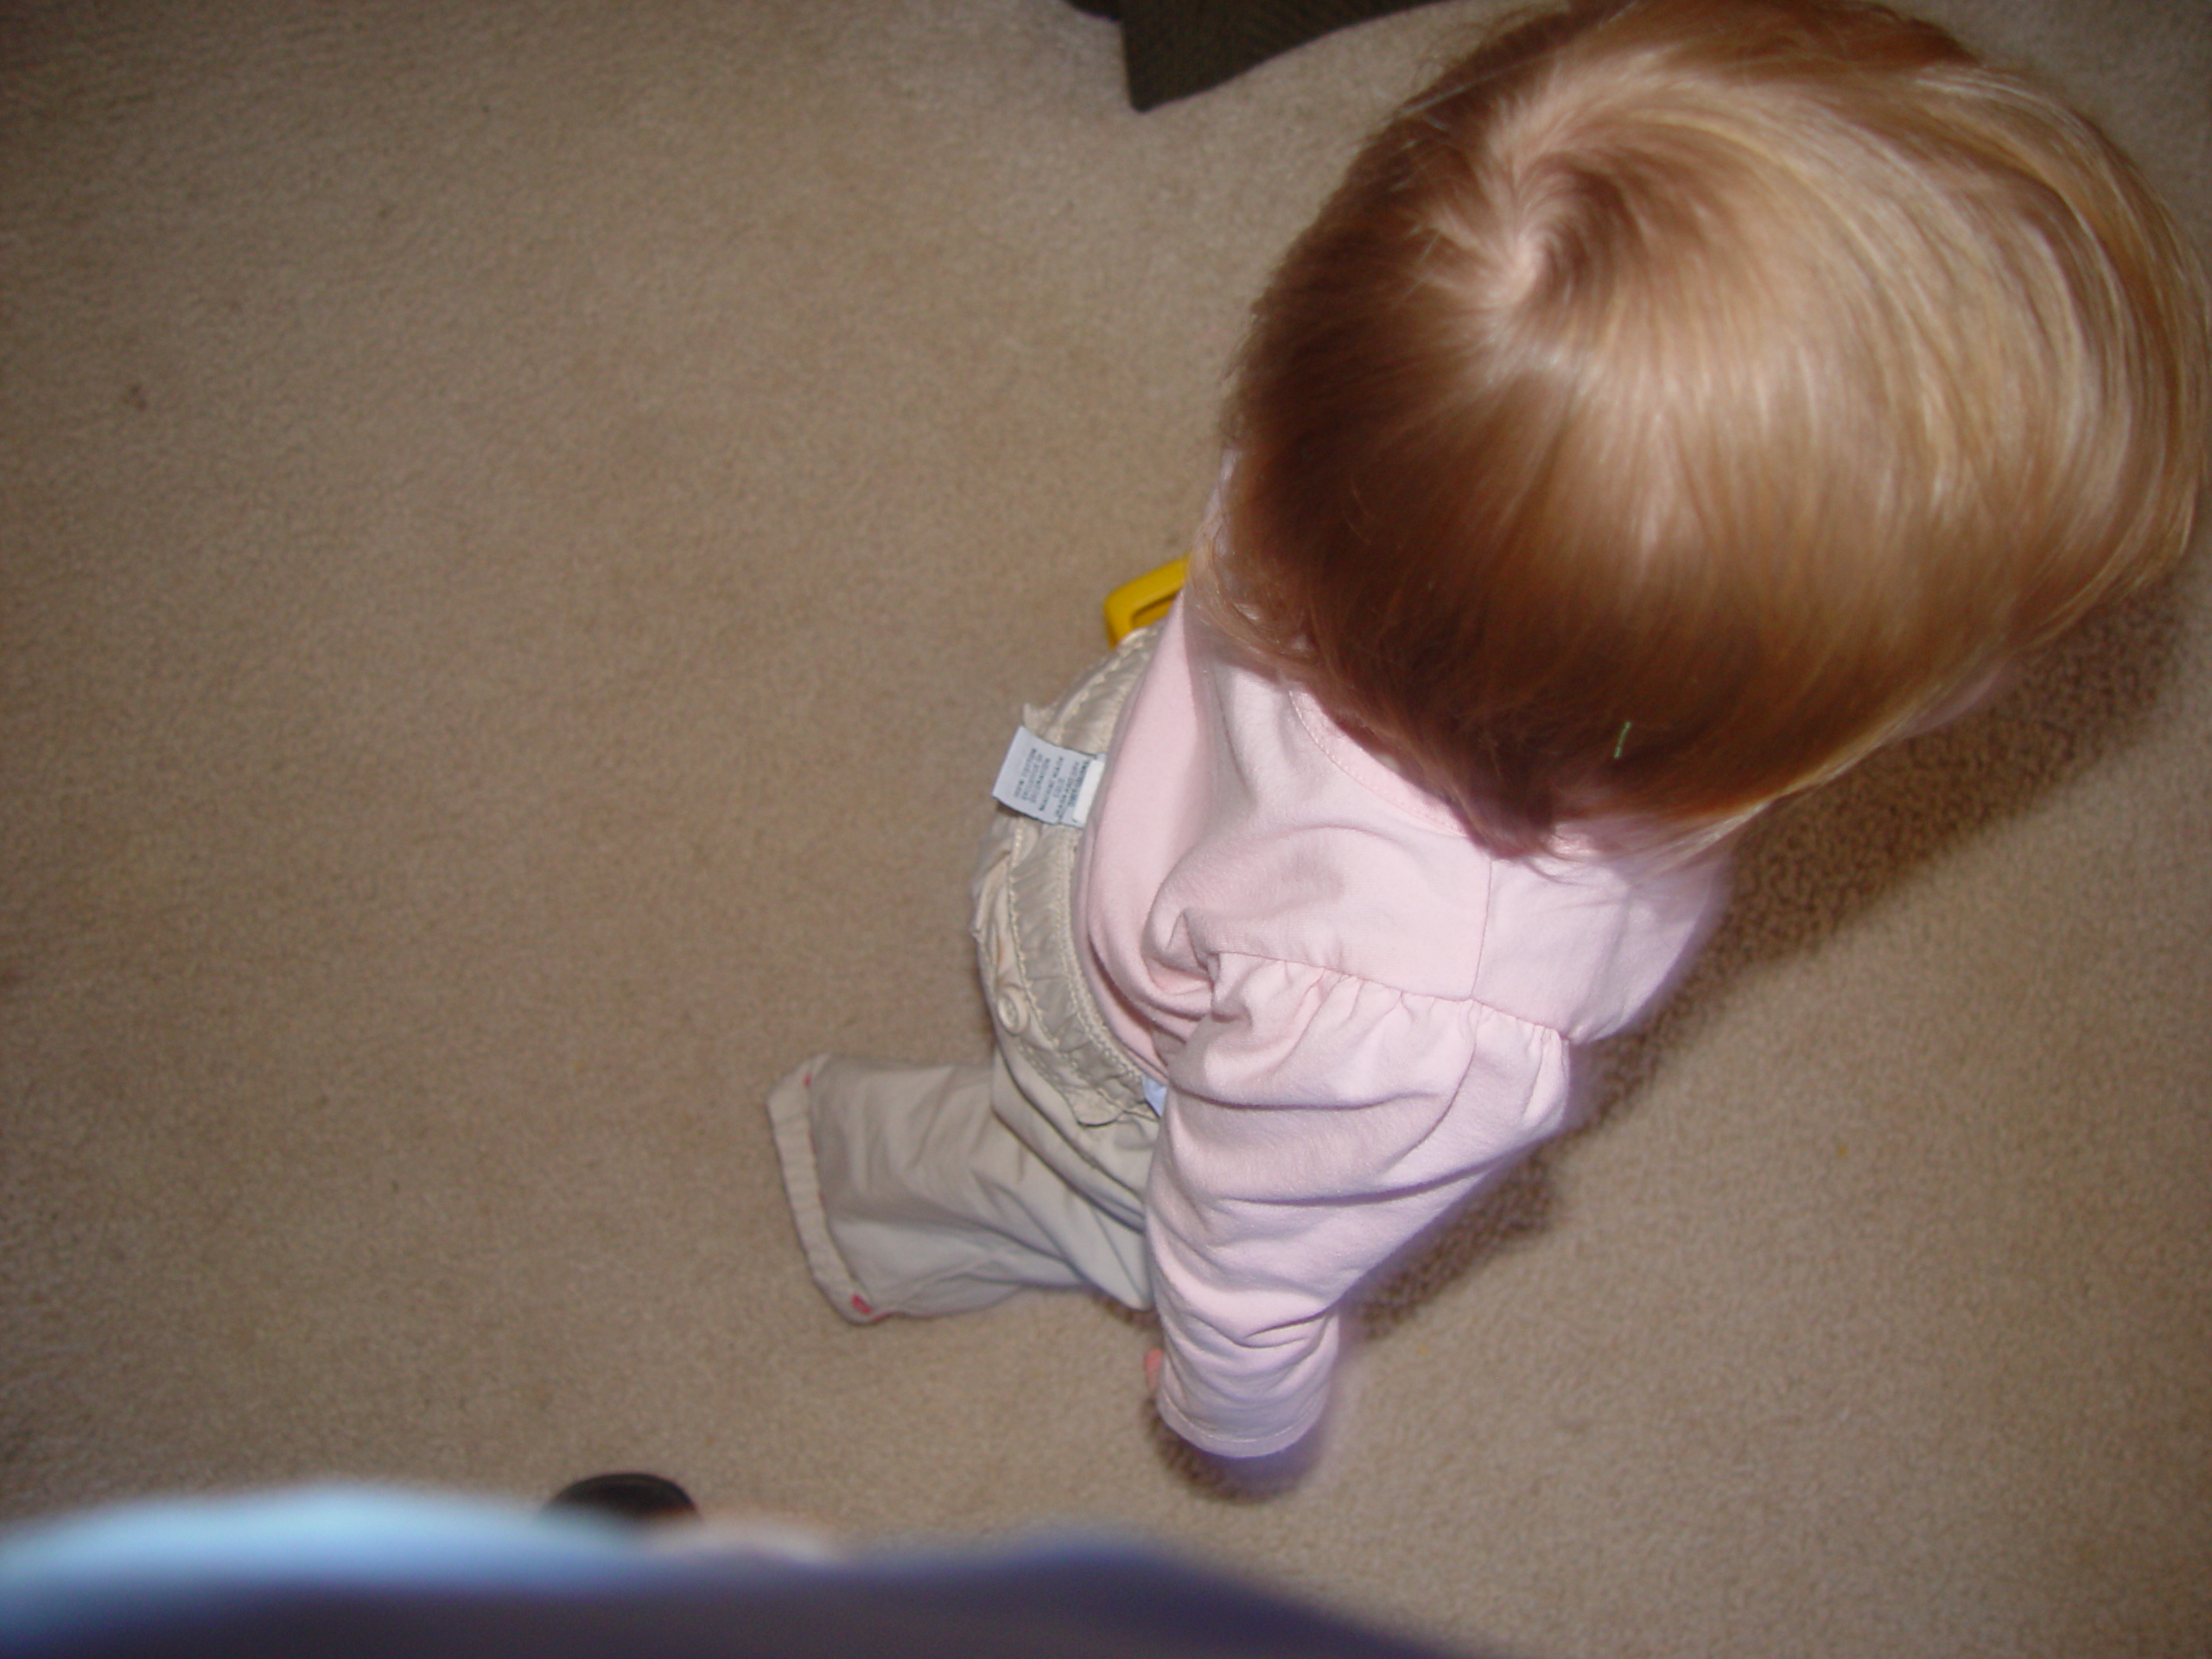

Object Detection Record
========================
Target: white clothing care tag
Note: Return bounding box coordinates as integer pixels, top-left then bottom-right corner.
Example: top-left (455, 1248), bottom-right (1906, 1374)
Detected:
top-left (992, 728), bottom-right (1105, 828)
top-left (1140, 1074), bottom-right (1167, 1116)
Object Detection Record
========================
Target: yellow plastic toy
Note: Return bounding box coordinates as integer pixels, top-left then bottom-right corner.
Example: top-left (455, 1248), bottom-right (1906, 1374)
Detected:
top-left (1103, 556), bottom-right (1188, 646)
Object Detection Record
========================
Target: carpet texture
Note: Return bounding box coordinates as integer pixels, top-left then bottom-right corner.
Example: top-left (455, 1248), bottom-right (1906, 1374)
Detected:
top-left (3, 3), bottom-right (2208, 1656)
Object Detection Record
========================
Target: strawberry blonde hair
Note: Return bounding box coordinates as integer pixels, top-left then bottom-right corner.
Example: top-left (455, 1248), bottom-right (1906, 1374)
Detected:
top-left (1203, 0), bottom-right (2209, 855)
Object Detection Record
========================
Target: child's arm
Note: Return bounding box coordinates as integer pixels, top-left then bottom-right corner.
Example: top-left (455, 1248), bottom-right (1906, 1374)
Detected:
top-left (1137, 984), bottom-right (1570, 1459)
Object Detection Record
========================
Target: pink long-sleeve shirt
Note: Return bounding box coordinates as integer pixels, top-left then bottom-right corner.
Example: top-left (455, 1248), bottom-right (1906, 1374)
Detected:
top-left (1074, 600), bottom-right (1727, 1457)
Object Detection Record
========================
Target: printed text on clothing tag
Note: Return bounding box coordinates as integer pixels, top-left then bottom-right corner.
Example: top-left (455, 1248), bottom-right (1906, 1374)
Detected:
top-left (992, 728), bottom-right (1105, 828)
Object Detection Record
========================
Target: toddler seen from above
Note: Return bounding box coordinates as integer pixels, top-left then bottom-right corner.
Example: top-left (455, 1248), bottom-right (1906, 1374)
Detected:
top-left (766, 0), bottom-right (2209, 1462)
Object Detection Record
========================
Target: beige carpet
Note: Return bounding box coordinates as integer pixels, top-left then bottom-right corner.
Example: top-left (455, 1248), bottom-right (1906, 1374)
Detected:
top-left (3, 3), bottom-right (2208, 1654)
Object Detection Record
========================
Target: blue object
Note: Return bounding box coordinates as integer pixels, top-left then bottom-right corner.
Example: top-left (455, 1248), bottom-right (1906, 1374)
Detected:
top-left (0, 1487), bottom-right (1480, 1659)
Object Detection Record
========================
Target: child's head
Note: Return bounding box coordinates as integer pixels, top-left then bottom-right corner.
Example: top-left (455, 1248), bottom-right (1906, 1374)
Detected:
top-left (1204, 0), bottom-right (2209, 855)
